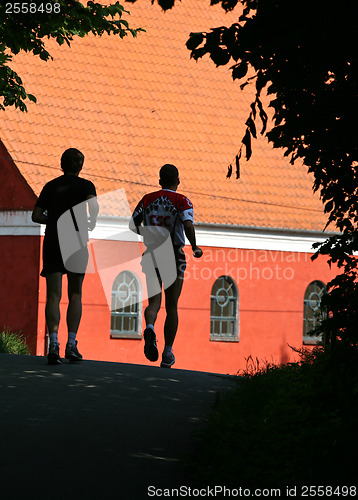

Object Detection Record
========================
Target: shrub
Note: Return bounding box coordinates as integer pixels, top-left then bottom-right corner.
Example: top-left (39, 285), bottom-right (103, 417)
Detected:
top-left (0, 328), bottom-right (30, 354)
top-left (188, 344), bottom-right (358, 489)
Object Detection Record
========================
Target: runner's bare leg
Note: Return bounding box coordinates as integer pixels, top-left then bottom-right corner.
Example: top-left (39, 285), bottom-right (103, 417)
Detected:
top-left (163, 275), bottom-right (184, 346)
top-left (67, 272), bottom-right (85, 333)
top-left (45, 272), bottom-right (63, 333)
top-left (144, 292), bottom-right (162, 327)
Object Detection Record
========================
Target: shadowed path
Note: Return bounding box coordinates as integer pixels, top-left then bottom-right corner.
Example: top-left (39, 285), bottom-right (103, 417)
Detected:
top-left (0, 354), bottom-right (237, 499)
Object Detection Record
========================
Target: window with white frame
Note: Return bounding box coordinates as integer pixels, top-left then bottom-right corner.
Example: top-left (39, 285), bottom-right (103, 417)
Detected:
top-left (111, 271), bottom-right (141, 338)
top-left (303, 280), bottom-right (326, 344)
top-left (210, 275), bottom-right (238, 341)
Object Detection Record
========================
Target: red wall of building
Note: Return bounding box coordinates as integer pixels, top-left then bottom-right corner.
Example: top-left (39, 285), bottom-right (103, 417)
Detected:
top-left (0, 236), bottom-right (40, 354)
top-left (36, 239), bottom-right (336, 374)
top-left (0, 142), bottom-right (40, 353)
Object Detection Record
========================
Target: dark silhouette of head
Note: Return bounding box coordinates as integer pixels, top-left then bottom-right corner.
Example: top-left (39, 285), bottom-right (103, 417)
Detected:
top-left (159, 164), bottom-right (179, 189)
top-left (61, 148), bottom-right (84, 175)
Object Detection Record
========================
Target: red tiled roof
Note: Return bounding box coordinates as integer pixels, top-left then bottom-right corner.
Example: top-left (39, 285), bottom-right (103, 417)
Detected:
top-left (0, 0), bottom-right (328, 231)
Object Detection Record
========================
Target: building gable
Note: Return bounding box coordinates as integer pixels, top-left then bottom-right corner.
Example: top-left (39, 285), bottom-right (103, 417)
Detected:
top-left (0, 141), bottom-right (37, 210)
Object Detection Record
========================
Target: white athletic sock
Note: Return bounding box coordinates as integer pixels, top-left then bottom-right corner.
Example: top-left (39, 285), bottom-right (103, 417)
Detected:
top-left (49, 332), bottom-right (58, 345)
top-left (68, 332), bottom-right (77, 345)
top-left (146, 324), bottom-right (155, 332)
top-left (163, 345), bottom-right (172, 355)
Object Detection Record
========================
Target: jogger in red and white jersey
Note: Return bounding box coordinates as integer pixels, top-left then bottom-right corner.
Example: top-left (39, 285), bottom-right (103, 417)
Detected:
top-left (130, 164), bottom-right (203, 368)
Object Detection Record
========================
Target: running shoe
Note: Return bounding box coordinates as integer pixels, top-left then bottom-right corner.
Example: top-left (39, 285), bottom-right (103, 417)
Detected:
top-left (144, 328), bottom-right (159, 362)
top-left (47, 342), bottom-right (62, 365)
top-left (65, 341), bottom-right (83, 362)
top-left (160, 351), bottom-right (175, 368)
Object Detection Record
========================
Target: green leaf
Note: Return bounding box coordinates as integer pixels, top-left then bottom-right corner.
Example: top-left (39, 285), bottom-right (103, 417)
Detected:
top-left (246, 116), bottom-right (257, 139)
top-left (191, 47), bottom-right (208, 61)
top-left (256, 97), bottom-right (268, 135)
top-left (235, 153), bottom-right (241, 178)
top-left (186, 33), bottom-right (205, 51)
top-left (324, 199), bottom-right (334, 213)
top-left (210, 47), bottom-right (231, 67)
top-left (242, 128), bottom-right (252, 160)
top-left (231, 61), bottom-right (248, 80)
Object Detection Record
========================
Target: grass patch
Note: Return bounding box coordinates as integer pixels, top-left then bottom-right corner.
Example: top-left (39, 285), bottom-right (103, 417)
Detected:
top-left (188, 344), bottom-right (358, 488)
top-left (0, 328), bottom-right (31, 354)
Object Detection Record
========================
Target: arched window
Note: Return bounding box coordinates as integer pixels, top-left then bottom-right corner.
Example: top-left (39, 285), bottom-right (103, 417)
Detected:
top-left (303, 280), bottom-right (326, 344)
top-left (111, 271), bottom-right (141, 338)
top-left (210, 275), bottom-right (239, 341)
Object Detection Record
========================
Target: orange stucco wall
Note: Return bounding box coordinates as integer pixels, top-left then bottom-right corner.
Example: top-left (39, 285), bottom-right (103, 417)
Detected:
top-left (36, 239), bottom-right (336, 374)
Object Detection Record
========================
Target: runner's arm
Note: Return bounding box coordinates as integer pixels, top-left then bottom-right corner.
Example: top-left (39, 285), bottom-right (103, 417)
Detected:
top-left (183, 220), bottom-right (203, 258)
top-left (32, 206), bottom-right (48, 224)
top-left (87, 194), bottom-right (99, 230)
top-left (129, 214), bottom-right (142, 234)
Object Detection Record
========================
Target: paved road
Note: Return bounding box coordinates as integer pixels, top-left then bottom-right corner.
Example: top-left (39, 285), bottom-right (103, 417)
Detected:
top-left (0, 354), bottom-right (237, 499)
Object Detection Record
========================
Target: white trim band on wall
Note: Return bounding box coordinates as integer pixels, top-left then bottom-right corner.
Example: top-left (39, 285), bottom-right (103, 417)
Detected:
top-left (0, 210), bottom-right (42, 236)
top-left (195, 225), bottom-right (333, 253)
top-left (0, 211), bottom-right (334, 253)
